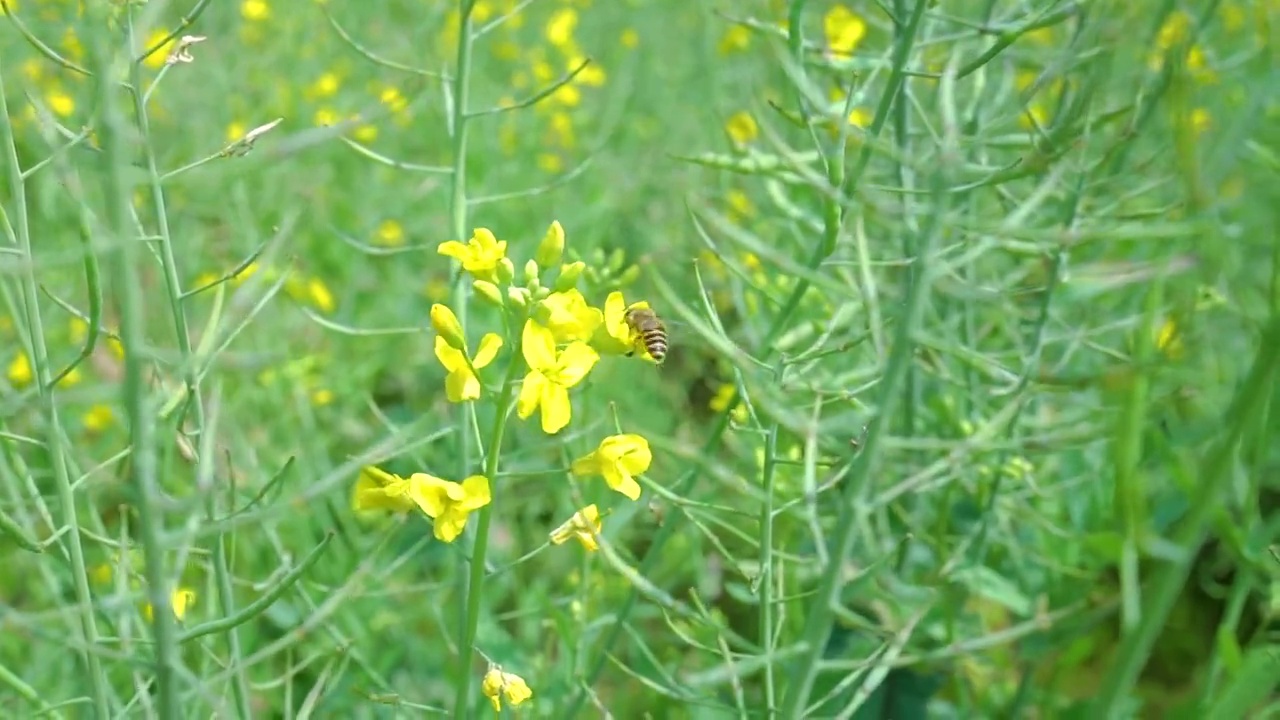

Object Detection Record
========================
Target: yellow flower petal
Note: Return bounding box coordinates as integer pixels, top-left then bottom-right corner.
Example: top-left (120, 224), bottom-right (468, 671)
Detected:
top-left (459, 475), bottom-right (491, 511)
top-left (540, 383), bottom-right (572, 434)
top-left (553, 342), bottom-right (598, 387)
top-left (517, 372), bottom-right (547, 420)
top-left (602, 464), bottom-right (642, 500)
top-left (522, 320), bottom-right (557, 370)
top-left (473, 333), bottom-right (503, 368)
top-left (408, 474), bottom-right (452, 518)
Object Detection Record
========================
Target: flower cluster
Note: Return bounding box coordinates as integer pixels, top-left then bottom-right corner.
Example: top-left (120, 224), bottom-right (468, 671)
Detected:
top-left (351, 220), bottom-right (663, 711)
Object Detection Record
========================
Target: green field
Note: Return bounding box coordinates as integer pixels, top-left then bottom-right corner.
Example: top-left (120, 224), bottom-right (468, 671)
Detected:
top-left (2, 0), bottom-right (1279, 717)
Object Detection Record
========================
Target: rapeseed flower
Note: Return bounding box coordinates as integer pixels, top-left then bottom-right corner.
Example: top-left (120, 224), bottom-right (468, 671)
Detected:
top-left (517, 320), bottom-right (598, 434)
top-left (482, 666), bottom-right (532, 712)
top-left (438, 229), bottom-right (510, 284)
top-left (536, 290), bottom-right (602, 343)
top-left (725, 111), bottom-right (758, 145)
top-left (432, 304), bottom-right (503, 403)
top-left (824, 5), bottom-right (866, 56)
top-left (353, 466), bottom-right (491, 542)
top-left (550, 504), bottom-right (602, 551)
top-left (572, 434), bottom-right (651, 501)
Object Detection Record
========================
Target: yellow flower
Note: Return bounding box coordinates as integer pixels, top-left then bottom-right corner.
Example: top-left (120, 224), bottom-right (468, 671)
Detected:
top-left (311, 388), bottom-right (334, 406)
top-left (47, 88), bottom-right (75, 118)
top-left (409, 473), bottom-right (491, 542)
top-left (725, 111), bottom-right (758, 145)
top-left (537, 153), bottom-right (564, 173)
top-left (7, 353), bottom-right (32, 387)
top-left (438, 229), bottom-right (509, 284)
top-left (536, 220), bottom-right (566, 267)
top-left (431, 303), bottom-right (467, 350)
top-left (376, 219), bottom-right (405, 247)
top-left (1156, 317), bottom-right (1184, 359)
top-left (709, 383), bottom-right (749, 424)
top-left (355, 466), bottom-right (491, 542)
top-left (352, 466), bottom-right (419, 513)
top-left (718, 25), bottom-right (750, 55)
top-left (314, 108), bottom-right (338, 127)
top-left (517, 321), bottom-right (598, 434)
top-left (546, 8), bottom-right (578, 47)
top-left (58, 367), bottom-right (82, 388)
top-left (434, 331), bottom-right (503, 403)
top-left (571, 434), bottom-right (651, 501)
top-left (592, 291), bottom-right (640, 356)
top-left (824, 5), bottom-right (866, 56)
top-left (241, 0), bottom-right (270, 21)
top-left (144, 588), bottom-right (197, 621)
top-left (141, 30), bottom-right (175, 70)
top-left (621, 28), bottom-right (640, 49)
top-left (1189, 108), bottom-right (1211, 135)
top-left (536, 290), bottom-right (603, 343)
top-left (309, 72), bottom-right (340, 99)
top-left (550, 504), bottom-right (602, 551)
top-left (352, 123), bottom-right (378, 143)
top-left (482, 666), bottom-right (533, 712)
top-left (726, 190), bottom-right (755, 221)
top-left (307, 277), bottom-right (335, 313)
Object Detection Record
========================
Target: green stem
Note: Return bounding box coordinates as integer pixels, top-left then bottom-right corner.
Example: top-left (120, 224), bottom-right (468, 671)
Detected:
top-left (0, 49), bottom-right (112, 720)
top-left (125, 13), bottom-right (252, 717)
top-left (445, 2), bottom-right (479, 716)
top-left (453, 343), bottom-right (524, 717)
top-left (86, 7), bottom-right (178, 717)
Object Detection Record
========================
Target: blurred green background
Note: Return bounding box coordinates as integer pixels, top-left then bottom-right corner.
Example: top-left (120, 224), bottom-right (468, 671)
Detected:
top-left (2, 0), bottom-right (1279, 717)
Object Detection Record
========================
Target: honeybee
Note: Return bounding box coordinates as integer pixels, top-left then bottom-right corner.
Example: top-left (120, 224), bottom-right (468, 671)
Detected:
top-left (624, 306), bottom-right (668, 364)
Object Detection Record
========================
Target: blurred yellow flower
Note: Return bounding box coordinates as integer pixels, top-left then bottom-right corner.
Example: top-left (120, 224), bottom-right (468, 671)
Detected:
top-left (1189, 108), bottom-right (1211, 135)
top-left (143, 588), bottom-right (197, 621)
top-left (571, 434), bottom-right (651, 501)
top-left (1156, 317), bottom-right (1184, 359)
top-left (375, 219), bottom-right (405, 247)
top-left (709, 383), bottom-right (749, 424)
top-left (310, 72), bottom-right (341, 99)
top-left (47, 88), bottom-right (75, 118)
top-left (537, 153), bottom-right (564, 173)
top-left (824, 5), bottom-right (866, 56)
top-left (7, 353), bottom-right (33, 387)
top-left (718, 25), bottom-right (750, 55)
top-left (241, 0), bottom-right (270, 21)
top-left (546, 8), bottom-right (578, 47)
top-left (621, 28), bottom-right (640, 48)
top-left (307, 278), bottom-right (335, 313)
top-left (550, 504), bottom-right (602, 551)
top-left (517, 320), bottom-right (598, 434)
top-left (314, 108), bottom-right (338, 126)
top-left (482, 666), bottom-right (533, 712)
top-left (726, 190), bottom-right (755, 221)
top-left (552, 83), bottom-right (581, 108)
top-left (311, 388), bottom-right (334, 406)
top-left (352, 122), bottom-right (378, 143)
top-left (725, 111), bottom-right (758, 145)
top-left (141, 30), bottom-right (175, 70)
top-left (225, 121), bottom-right (246, 142)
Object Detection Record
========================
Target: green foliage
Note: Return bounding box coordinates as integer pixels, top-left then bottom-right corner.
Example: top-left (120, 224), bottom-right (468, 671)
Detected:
top-left (2, 0), bottom-right (1280, 718)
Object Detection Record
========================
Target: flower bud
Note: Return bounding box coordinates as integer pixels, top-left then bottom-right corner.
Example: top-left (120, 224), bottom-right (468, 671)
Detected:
top-left (615, 264), bottom-right (641, 287)
top-left (524, 259), bottom-right (540, 285)
top-left (430, 304), bottom-right (467, 350)
top-left (553, 261), bottom-right (586, 292)
top-left (535, 220), bottom-right (565, 267)
top-left (496, 257), bottom-right (515, 284)
top-left (606, 248), bottom-right (627, 273)
top-left (473, 280), bottom-right (505, 308)
top-left (506, 286), bottom-right (530, 309)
